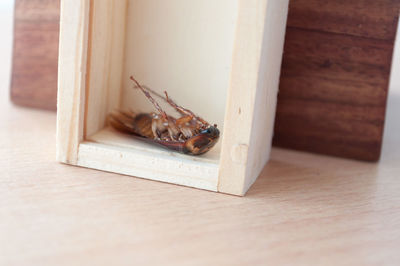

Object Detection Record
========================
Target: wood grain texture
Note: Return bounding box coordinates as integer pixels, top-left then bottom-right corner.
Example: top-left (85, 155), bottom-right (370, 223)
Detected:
top-left (274, 0), bottom-right (400, 161)
top-left (84, 0), bottom-right (127, 138)
top-left (10, 0), bottom-right (60, 110)
top-left (56, 0), bottom-right (90, 164)
top-left (218, 0), bottom-right (289, 195)
top-left (287, 0), bottom-right (399, 40)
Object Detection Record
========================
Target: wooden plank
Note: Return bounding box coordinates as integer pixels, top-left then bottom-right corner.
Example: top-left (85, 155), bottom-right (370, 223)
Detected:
top-left (84, 0), bottom-right (127, 138)
top-left (274, 0), bottom-right (399, 161)
top-left (287, 0), bottom-right (400, 40)
top-left (10, 0), bottom-right (60, 110)
top-left (280, 28), bottom-right (390, 107)
top-left (77, 136), bottom-right (219, 192)
top-left (218, 0), bottom-right (289, 195)
top-left (274, 99), bottom-right (385, 160)
top-left (56, 0), bottom-right (90, 164)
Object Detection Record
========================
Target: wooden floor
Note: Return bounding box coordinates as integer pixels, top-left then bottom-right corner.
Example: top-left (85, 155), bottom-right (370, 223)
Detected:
top-left (2, 82), bottom-right (400, 266)
top-left (1, 5), bottom-right (400, 266)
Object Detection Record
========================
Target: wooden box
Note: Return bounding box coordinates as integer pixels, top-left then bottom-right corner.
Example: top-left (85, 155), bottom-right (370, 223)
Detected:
top-left (10, 0), bottom-right (60, 110)
top-left (273, 0), bottom-right (400, 161)
top-left (56, 0), bottom-right (289, 195)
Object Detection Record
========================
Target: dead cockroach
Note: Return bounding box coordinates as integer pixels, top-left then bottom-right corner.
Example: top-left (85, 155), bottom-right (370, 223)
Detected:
top-left (108, 76), bottom-right (220, 155)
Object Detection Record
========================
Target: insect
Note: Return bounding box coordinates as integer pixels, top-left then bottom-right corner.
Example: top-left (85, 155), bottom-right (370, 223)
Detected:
top-left (108, 76), bottom-right (220, 155)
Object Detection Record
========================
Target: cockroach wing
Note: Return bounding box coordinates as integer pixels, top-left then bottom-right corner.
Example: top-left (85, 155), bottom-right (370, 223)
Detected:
top-left (109, 111), bottom-right (188, 153)
top-left (108, 111), bottom-right (154, 139)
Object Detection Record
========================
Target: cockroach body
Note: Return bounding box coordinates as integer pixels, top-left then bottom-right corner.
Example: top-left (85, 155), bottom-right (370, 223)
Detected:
top-left (108, 77), bottom-right (220, 155)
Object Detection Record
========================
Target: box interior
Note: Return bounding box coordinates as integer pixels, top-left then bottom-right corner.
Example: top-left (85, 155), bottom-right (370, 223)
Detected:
top-left (84, 0), bottom-right (239, 166)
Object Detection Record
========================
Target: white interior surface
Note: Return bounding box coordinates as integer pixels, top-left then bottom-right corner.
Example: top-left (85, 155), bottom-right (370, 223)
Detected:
top-left (121, 0), bottom-right (239, 135)
top-left (84, 0), bottom-right (239, 180)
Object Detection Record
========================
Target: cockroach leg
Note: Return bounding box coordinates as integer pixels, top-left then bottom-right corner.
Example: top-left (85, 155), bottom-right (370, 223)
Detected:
top-left (133, 84), bottom-right (188, 117)
top-left (151, 119), bottom-right (161, 139)
top-left (130, 76), bottom-right (168, 121)
top-left (176, 115), bottom-right (193, 127)
top-left (164, 91), bottom-right (209, 127)
top-left (167, 120), bottom-right (180, 141)
top-left (134, 85), bottom-right (169, 103)
top-left (132, 82), bottom-right (210, 128)
top-left (180, 127), bottom-right (193, 138)
top-left (133, 82), bottom-right (208, 127)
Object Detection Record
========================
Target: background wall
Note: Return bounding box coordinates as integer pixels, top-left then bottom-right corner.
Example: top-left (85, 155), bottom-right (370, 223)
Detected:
top-left (122, 0), bottom-right (239, 132)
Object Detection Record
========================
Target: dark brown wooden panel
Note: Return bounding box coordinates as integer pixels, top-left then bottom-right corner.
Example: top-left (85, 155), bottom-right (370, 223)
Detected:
top-left (10, 0), bottom-right (60, 110)
top-left (287, 0), bottom-right (400, 40)
top-left (280, 28), bottom-right (391, 105)
top-left (274, 0), bottom-right (400, 161)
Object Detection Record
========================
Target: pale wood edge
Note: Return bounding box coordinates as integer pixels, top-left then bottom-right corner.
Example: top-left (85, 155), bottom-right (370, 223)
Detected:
top-left (244, 0), bottom-right (289, 193)
top-left (218, 0), bottom-right (289, 196)
top-left (85, 0), bottom-right (128, 138)
top-left (56, 0), bottom-right (90, 164)
top-left (77, 142), bottom-right (219, 192)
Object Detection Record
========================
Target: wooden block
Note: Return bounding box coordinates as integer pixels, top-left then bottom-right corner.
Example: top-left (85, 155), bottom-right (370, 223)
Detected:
top-left (273, 0), bottom-right (400, 161)
top-left (10, 0), bottom-right (60, 111)
top-left (56, 0), bottom-right (289, 195)
top-left (287, 0), bottom-right (399, 40)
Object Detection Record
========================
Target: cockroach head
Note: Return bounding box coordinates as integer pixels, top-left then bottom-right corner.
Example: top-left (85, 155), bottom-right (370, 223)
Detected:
top-left (201, 125), bottom-right (220, 139)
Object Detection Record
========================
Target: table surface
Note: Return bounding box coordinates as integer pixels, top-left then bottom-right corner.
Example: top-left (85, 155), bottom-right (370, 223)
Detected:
top-left (1, 4), bottom-right (400, 266)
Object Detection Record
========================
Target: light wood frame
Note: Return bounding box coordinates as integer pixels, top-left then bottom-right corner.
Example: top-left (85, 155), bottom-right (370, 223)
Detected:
top-left (56, 0), bottom-right (289, 195)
